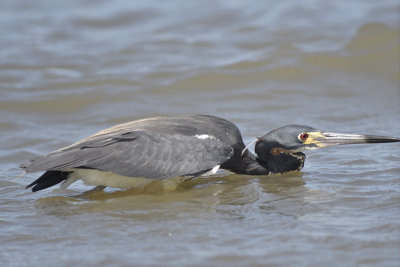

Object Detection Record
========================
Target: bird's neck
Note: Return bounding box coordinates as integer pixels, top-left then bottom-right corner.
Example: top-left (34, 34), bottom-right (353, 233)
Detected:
top-left (221, 150), bottom-right (270, 175)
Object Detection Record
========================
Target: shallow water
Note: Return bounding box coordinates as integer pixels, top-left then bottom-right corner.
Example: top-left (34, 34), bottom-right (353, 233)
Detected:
top-left (1, 0), bottom-right (400, 266)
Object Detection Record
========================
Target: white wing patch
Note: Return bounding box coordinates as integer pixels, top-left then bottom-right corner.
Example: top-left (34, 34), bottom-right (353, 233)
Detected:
top-left (195, 134), bottom-right (216, 140)
top-left (201, 165), bottom-right (221, 176)
top-left (209, 165), bottom-right (220, 174)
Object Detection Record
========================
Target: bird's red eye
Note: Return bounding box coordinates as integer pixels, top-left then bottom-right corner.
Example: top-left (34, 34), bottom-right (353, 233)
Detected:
top-left (299, 133), bottom-right (308, 141)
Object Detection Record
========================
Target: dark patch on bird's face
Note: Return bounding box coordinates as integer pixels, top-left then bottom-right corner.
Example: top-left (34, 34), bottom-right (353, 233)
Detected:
top-left (255, 139), bottom-right (306, 174)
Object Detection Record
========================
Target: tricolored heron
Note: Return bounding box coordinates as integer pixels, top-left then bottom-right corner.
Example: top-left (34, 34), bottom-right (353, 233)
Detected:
top-left (21, 115), bottom-right (399, 192)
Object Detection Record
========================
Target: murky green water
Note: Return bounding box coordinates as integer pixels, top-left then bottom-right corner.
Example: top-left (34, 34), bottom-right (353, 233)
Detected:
top-left (1, 1), bottom-right (399, 266)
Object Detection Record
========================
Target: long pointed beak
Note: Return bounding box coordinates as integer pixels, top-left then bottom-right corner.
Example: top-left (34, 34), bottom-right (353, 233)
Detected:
top-left (312, 132), bottom-right (400, 148)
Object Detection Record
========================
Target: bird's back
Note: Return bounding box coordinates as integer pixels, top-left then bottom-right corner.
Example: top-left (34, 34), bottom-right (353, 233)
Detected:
top-left (77, 115), bottom-right (244, 148)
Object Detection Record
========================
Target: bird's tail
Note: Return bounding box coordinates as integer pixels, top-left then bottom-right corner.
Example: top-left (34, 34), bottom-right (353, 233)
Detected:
top-left (26, 171), bottom-right (71, 192)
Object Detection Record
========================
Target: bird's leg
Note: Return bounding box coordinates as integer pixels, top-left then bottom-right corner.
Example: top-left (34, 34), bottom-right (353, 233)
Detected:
top-left (71, 185), bottom-right (106, 199)
top-left (87, 185), bottom-right (107, 193)
top-left (76, 185), bottom-right (106, 197)
top-left (184, 175), bottom-right (199, 182)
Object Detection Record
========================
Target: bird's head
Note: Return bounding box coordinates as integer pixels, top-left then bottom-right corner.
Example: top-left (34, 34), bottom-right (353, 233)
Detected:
top-left (249, 124), bottom-right (399, 174)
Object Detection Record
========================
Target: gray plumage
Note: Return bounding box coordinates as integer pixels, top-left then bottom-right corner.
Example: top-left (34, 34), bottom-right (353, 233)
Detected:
top-left (21, 115), bottom-right (246, 183)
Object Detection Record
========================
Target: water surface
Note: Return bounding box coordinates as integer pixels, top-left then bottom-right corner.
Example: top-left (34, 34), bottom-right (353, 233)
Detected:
top-left (1, 1), bottom-right (399, 266)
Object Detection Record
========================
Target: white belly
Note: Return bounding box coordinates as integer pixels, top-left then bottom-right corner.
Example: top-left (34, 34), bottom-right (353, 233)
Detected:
top-left (62, 169), bottom-right (186, 191)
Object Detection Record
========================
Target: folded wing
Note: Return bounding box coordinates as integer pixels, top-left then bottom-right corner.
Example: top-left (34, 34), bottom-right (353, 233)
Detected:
top-left (20, 131), bottom-right (233, 180)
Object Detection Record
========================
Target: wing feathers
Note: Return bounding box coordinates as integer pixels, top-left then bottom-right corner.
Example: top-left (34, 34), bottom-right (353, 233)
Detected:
top-left (21, 131), bottom-right (233, 180)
